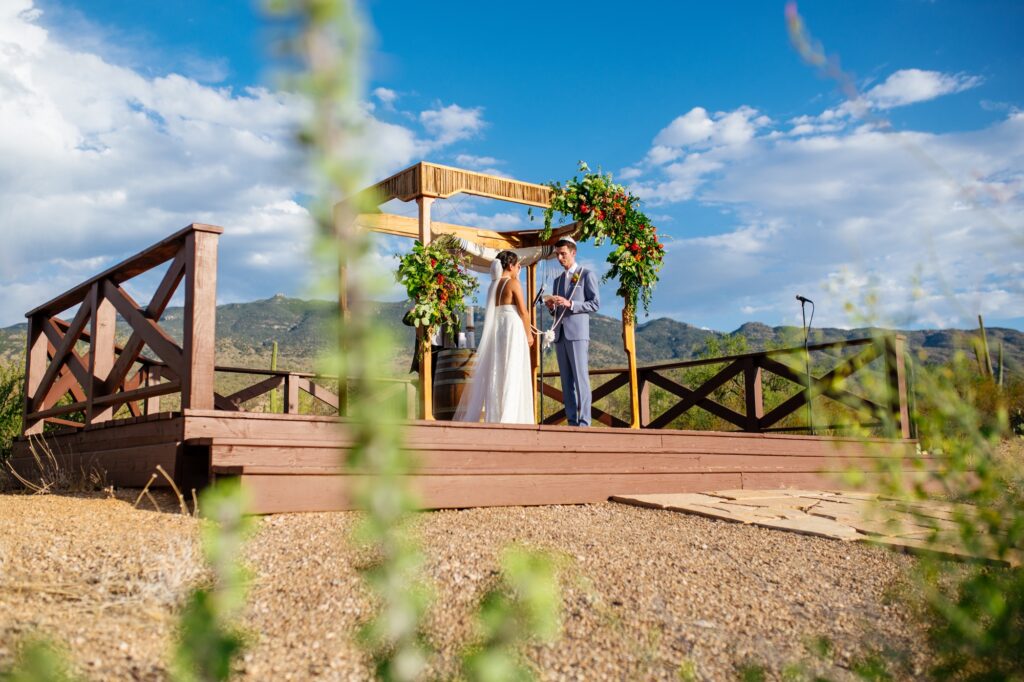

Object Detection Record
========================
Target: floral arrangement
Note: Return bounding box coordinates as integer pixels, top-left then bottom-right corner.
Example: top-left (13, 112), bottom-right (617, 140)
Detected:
top-left (538, 161), bottom-right (665, 321)
top-left (396, 234), bottom-right (478, 340)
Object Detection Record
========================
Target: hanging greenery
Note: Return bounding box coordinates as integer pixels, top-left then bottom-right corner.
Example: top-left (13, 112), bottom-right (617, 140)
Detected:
top-left (538, 161), bottom-right (665, 321)
top-left (396, 234), bottom-right (478, 340)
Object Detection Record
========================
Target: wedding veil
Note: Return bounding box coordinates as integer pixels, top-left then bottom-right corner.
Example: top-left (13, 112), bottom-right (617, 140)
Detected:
top-left (452, 259), bottom-right (503, 422)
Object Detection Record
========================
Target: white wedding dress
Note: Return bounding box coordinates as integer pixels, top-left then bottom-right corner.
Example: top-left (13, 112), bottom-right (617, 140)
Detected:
top-left (454, 262), bottom-right (534, 424)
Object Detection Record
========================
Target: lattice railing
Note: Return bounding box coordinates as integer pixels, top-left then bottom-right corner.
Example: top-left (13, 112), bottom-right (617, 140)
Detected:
top-left (538, 335), bottom-right (912, 437)
top-left (22, 224), bottom-right (221, 433)
top-left (19, 223), bottom-right (418, 433)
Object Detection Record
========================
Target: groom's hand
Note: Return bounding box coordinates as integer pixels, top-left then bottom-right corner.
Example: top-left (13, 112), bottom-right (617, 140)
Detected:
top-left (549, 295), bottom-right (571, 308)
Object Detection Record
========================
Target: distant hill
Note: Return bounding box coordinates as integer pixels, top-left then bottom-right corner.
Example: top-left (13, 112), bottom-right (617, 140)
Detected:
top-left (1, 295), bottom-right (1021, 377)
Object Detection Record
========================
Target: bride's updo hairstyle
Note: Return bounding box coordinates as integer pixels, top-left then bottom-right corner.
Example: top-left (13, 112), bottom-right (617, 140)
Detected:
top-left (496, 250), bottom-right (518, 271)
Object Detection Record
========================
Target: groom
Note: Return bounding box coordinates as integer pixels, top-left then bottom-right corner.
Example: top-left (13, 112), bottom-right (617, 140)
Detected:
top-left (545, 237), bottom-right (600, 427)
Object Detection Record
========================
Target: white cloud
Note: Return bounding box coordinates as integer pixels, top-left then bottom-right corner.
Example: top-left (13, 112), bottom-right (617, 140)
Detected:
top-left (0, 3), bottom-right (491, 325)
top-left (373, 86), bottom-right (398, 107)
top-left (654, 107), bottom-right (714, 147)
top-left (864, 68), bottom-right (982, 110)
top-left (652, 105), bottom-right (767, 151)
top-left (628, 86), bottom-right (1024, 330)
top-left (420, 103), bottom-right (484, 146)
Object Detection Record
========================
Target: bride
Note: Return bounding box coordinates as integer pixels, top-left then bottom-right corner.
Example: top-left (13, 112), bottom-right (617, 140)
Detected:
top-left (454, 250), bottom-right (535, 424)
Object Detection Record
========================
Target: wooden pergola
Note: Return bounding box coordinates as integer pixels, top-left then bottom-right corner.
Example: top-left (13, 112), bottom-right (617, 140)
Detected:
top-left (337, 161), bottom-right (643, 427)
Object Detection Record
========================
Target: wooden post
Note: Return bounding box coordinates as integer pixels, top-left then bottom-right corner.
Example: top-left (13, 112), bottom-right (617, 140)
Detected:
top-left (144, 365), bottom-right (162, 415)
top-left (182, 228), bottom-right (219, 410)
top-left (285, 373), bottom-right (299, 414)
top-left (418, 332), bottom-right (434, 420)
top-left (418, 196), bottom-right (435, 419)
top-left (638, 372), bottom-right (651, 428)
top-left (743, 358), bottom-right (764, 432)
top-left (87, 282), bottom-right (116, 424)
top-left (22, 314), bottom-right (48, 435)
top-left (418, 196), bottom-right (434, 245)
top-left (885, 334), bottom-right (911, 439)
top-left (622, 307), bottom-right (641, 429)
top-left (527, 262), bottom-right (540, 423)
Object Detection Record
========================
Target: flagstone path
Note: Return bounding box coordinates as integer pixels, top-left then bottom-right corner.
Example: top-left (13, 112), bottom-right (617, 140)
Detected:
top-left (612, 489), bottom-right (1017, 567)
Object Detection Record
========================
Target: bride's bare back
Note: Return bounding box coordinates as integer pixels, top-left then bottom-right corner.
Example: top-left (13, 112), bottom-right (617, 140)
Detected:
top-left (496, 276), bottom-right (534, 348)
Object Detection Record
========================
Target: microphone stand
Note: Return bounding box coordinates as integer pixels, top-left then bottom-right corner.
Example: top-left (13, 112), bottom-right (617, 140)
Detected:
top-left (532, 286), bottom-right (546, 424)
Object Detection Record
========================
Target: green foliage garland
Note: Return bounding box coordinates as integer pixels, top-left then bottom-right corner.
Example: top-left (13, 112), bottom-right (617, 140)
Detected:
top-left (539, 162), bottom-right (665, 321)
top-left (396, 235), bottom-right (478, 339)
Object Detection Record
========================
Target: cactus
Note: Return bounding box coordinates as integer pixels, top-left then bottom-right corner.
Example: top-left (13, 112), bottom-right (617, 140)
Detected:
top-left (978, 314), bottom-right (993, 378)
top-left (998, 341), bottom-right (1004, 388)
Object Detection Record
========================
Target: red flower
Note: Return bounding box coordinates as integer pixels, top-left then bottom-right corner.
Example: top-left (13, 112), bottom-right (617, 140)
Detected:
top-left (597, 210), bottom-right (605, 220)
top-left (437, 274), bottom-right (445, 285)
top-left (430, 258), bottom-right (437, 267)
top-left (580, 203), bottom-right (590, 214)
top-left (630, 242), bottom-right (639, 252)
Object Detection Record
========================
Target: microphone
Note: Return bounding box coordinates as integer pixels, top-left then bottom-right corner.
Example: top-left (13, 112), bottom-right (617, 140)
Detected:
top-left (532, 284), bottom-right (546, 307)
top-left (795, 295), bottom-right (813, 304)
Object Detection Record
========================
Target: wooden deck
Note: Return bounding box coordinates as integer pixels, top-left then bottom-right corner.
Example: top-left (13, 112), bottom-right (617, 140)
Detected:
top-left (11, 223), bottom-right (923, 515)
top-left (9, 411), bottom-right (919, 514)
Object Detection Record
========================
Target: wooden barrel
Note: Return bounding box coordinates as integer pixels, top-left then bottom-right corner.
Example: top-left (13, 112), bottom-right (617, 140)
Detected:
top-left (433, 348), bottom-right (476, 420)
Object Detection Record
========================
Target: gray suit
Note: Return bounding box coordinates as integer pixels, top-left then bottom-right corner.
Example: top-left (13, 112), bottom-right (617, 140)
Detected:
top-left (551, 266), bottom-right (600, 426)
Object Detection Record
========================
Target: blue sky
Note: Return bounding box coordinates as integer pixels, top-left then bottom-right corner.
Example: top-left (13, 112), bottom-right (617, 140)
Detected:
top-left (1, 0), bottom-right (1022, 332)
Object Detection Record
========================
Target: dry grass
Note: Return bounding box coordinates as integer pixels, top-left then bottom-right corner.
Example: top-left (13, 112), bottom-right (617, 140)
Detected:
top-left (3, 435), bottom-right (107, 495)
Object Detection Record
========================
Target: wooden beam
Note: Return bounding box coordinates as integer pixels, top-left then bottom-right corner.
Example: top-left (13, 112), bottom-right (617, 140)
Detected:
top-left (22, 315), bottom-right (48, 435)
top-left (87, 282), bottom-right (116, 424)
top-left (885, 334), bottom-right (911, 439)
top-left (417, 197), bottom-right (434, 420)
top-left (621, 309), bottom-right (641, 429)
top-left (223, 375), bottom-right (285, 409)
top-left (143, 366), bottom-right (162, 415)
top-left (285, 374), bottom-right (300, 414)
top-left (355, 212), bottom-right (580, 250)
top-left (105, 249), bottom-right (186, 393)
top-left (295, 377), bottom-right (339, 410)
top-left (361, 161), bottom-right (553, 208)
top-left (103, 282), bottom-right (186, 379)
top-left (182, 229), bottom-right (219, 410)
top-left (28, 299), bottom-right (92, 413)
top-left (743, 358), bottom-right (764, 432)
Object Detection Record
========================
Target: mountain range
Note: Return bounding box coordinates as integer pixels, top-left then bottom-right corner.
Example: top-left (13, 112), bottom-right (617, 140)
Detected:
top-left (1, 295), bottom-right (1021, 377)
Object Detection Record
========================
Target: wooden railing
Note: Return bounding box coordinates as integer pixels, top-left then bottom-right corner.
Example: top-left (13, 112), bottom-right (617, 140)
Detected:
top-left (22, 224), bottom-right (221, 434)
top-left (538, 335), bottom-right (912, 438)
top-left (20, 224), bottom-right (418, 434)
top-left (21, 224), bottom-right (909, 437)
top-left (207, 367), bottom-right (416, 419)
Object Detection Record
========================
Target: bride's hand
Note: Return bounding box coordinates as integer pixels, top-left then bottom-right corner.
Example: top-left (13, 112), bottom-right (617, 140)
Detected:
top-left (527, 331), bottom-right (535, 347)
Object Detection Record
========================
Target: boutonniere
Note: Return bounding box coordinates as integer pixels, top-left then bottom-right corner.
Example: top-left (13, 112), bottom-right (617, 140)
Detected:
top-left (571, 270), bottom-right (582, 285)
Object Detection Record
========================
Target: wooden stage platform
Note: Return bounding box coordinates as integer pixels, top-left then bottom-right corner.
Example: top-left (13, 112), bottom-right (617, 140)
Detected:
top-left (10, 411), bottom-right (917, 514)
top-left (11, 223), bottom-right (921, 515)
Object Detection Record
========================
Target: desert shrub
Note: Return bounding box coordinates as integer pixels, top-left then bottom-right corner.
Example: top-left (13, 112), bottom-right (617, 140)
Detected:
top-left (865, 345), bottom-right (1024, 680)
top-left (0, 360), bottom-right (23, 462)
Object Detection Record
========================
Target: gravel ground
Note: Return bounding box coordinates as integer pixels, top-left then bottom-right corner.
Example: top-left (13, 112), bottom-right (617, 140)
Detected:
top-left (0, 492), bottom-right (931, 681)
